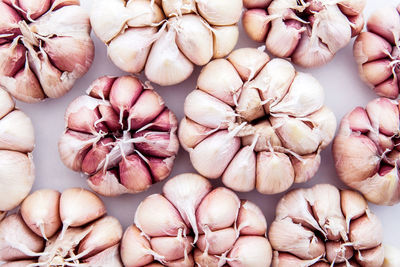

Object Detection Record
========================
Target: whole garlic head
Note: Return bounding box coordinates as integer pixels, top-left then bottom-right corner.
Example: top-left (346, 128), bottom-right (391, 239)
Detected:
top-left (333, 97), bottom-right (400, 205)
top-left (354, 5), bottom-right (400, 99)
top-left (270, 184), bottom-right (384, 266)
top-left (179, 47), bottom-right (336, 195)
top-left (0, 88), bottom-right (34, 214)
top-left (243, 0), bottom-right (366, 68)
top-left (90, 0), bottom-right (242, 86)
top-left (0, 188), bottom-right (123, 266)
top-left (0, 0), bottom-right (94, 103)
top-left (58, 75), bottom-right (179, 197)
top-left (121, 173), bottom-right (272, 267)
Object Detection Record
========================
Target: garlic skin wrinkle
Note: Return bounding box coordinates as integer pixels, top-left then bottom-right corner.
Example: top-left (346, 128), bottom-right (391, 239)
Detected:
top-left (0, 0), bottom-right (94, 103)
top-left (0, 88), bottom-right (34, 215)
top-left (90, 0), bottom-right (242, 86)
top-left (243, 0), bottom-right (366, 68)
top-left (354, 5), bottom-right (400, 99)
top-left (179, 47), bottom-right (336, 194)
top-left (270, 184), bottom-right (384, 266)
top-left (58, 75), bottom-right (179, 197)
top-left (0, 188), bottom-right (123, 266)
top-left (121, 173), bottom-right (272, 267)
top-left (333, 97), bottom-right (400, 205)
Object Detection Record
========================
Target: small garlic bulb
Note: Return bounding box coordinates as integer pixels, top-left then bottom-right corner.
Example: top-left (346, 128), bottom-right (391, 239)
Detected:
top-left (58, 75), bottom-right (179, 197)
top-left (0, 0), bottom-right (94, 103)
top-left (0, 88), bottom-right (34, 215)
top-left (121, 173), bottom-right (272, 266)
top-left (243, 0), bottom-right (366, 68)
top-left (354, 5), bottom-right (400, 98)
top-left (0, 188), bottom-right (123, 266)
top-left (179, 48), bottom-right (336, 195)
top-left (270, 184), bottom-right (384, 266)
top-left (90, 0), bottom-right (242, 86)
top-left (333, 97), bottom-right (400, 205)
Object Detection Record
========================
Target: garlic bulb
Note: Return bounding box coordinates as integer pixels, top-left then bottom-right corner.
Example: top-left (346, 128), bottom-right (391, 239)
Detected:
top-left (90, 0), bottom-right (242, 86)
top-left (58, 75), bottom-right (179, 197)
top-left (333, 97), bottom-right (400, 205)
top-left (179, 48), bottom-right (336, 194)
top-left (0, 88), bottom-right (34, 215)
top-left (0, 0), bottom-right (94, 103)
top-left (270, 184), bottom-right (384, 266)
top-left (243, 0), bottom-right (366, 68)
top-left (0, 188), bottom-right (123, 266)
top-left (354, 5), bottom-right (400, 98)
top-left (121, 173), bottom-right (272, 267)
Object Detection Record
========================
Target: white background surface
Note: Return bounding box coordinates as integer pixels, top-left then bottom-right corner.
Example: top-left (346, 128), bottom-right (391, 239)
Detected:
top-left (17, 0), bottom-right (400, 248)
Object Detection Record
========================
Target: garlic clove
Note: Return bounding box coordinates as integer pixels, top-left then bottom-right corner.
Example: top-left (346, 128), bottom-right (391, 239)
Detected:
top-left (354, 32), bottom-right (392, 64)
top-left (228, 236), bottom-right (272, 267)
top-left (98, 104), bottom-right (121, 132)
top-left (272, 252), bottom-right (322, 267)
top-left (20, 189), bottom-right (61, 240)
top-left (120, 225), bottom-right (154, 266)
top-left (306, 106), bottom-right (337, 149)
top-left (340, 190), bottom-right (367, 231)
top-left (242, 9), bottom-right (270, 43)
top-left (178, 117), bottom-right (211, 151)
top-left (84, 244), bottom-right (123, 267)
top-left (18, 0), bottom-right (51, 20)
top-left (196, 0), bottom-right (242, 26)
top-left (173, 14), bottom-right (213, 66)
top-left (212, 25), bottom-right (239, 59)
top-left (0, 110), bottom-right (34, 152)
top-left (126, 0), bottom-right (164, 27)
top-left (166, 254), bottom-right (195, 267)
top-left (88, 169), bottom-right (131, 197)
top-left (241, 120), bottom-right (282, 152)
top-left (2, 260), bottom-right (37, 267)
top-left (349, 14), bottom-right (365, 37)
top-left (197, 59), bottom-right (243, 106)
top-left (147, 156), bottom-right (174, 182)
top-left (81, 138), bottom-right (113, 175)
top-left (325, 241), bottom-right (354, 263)
top-left (366, 97), bottom-right (399, 136)
top-left (291, 153), bottom-right (321, 184)
top-left (144, 28), bottom-right (194, 86)
top-left (162, 0), bottom-right (196, 17)
top-left (0, 150), bottom-right (34, 211)
top-left (110, 75), bottom-right (143, 118)
top-left (345, 107), bottom-right (372, 133)
top-left (361, 60), bottom-right (393, 86)
top-left (0, 42), bottom-right (25, 77)
top-left (367, 6), bottom-right (400, 45)
top-left (338, 0), bottom-right (366, 16)
top-left (133, 130), bottom-right (179, 158)
top-left (119, 153), bottom-right (152, 193)
top-left (227, 48), bottom-right (270, 82)
top-left (236, 86), bottom-right (265, 122)
top-left (335, 260), bottom-right (360, 267)
top-left (78, 216), bottom-right (123, 258)
top-left (350, 213), bottom-right (383, 250)
top-left (355, 245), bottom-right (384, 267)
top-left (0, 214), bottom-right (44, 261)
top-left (374, 78), bottom-right (399, 99)
top-left (196, 187), bottom-right (240, 232)
top-left (194, 248), bottom-right (221, 267)
top-left (243, 0), bottom-right (271, 9)
top-left (0, 1), bottom-right (21, 39)
top-left (236, 200), bottom-right (267, 236)
top-left (60, 188), bottom-right (106, 228)
top-left (88, 76), bottom-right (116, 100)
top-left (0, 88), bottom-right (15, 119)
top-left (197, 227), bottom-right (236, 255)
top-left (150, 235), bottom-right (194, 262)
top-left (256, 151), bottom-right (295, 195)
top-left (383, 245), bottom-right (400, 267)
top-left (148, 108), bottom-right (178, 132)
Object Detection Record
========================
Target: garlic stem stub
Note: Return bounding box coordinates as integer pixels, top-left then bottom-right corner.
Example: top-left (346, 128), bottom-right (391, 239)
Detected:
top-left (0, 0), bottom-right (94, 103)
top-left (90, 0), bottom-right (242, 86)
top-left (270, 184), bottom-right (384, 267)
top-left (58, 75), bottom-right (179, 197)
top-left (333, 97), bottom-right (400, 205)
top-left (353, 5), bottom-right (400, 99)
top-left (0, 87), bottom-right (35, 215)
top-left (242, 0), bottom-right (366, 68)
top-left (121, 173), bottom-right (272, 267)
top-left (0, 188), bottom-right (123, 266)
top-left (179, 47), bottom-right (336, 195)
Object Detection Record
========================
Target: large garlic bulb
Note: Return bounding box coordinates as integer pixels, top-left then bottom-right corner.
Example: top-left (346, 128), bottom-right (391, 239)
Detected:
top-left (58, 75), bottom-right (179, 197)
top-left (0, 88), bottom-right (34, 215)
top-left (179, 48), bottom-right (336, 194)
top-left (90, 0), bottom-right (242, 86)
top-left (0, 0), bottom-right (94, 103)
top-left (243, 0), bottom-right (366, 68)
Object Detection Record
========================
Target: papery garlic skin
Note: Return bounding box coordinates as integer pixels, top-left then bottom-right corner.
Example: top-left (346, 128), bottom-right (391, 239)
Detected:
top-left (354, 5), bottom-right (400, 98)
top-left (58, 75), bottom-right (179, 196)
top-left (90, 0), bottom-right (242, 86)
top-left (269, 184), bottom-right (384, 266)
top-left (333, 97), bottom-right (400, 205)
top-left (0, 0), bottom-right (94, 103)
top-left (242, 0), bottom-right (365, 68)
top-left (179, 48), bottom-right (336, 194)
top-left (0, 188), bottom-right (123, 266)
top-left (0, 88), bottom-right (34, 214)
top-left (121, 173), bottom-right (272, 267)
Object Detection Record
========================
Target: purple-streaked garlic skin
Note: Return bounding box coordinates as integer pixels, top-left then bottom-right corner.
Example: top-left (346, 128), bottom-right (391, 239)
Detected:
top-left (0, 0), bottom-right (94, 103)
top-left (0, 88), bottom-right (34, 214)
top-left (58, 75), bottom-right (179, 197)
top-left (179, 48), bottom-right (336, 194)
top-left (0, 188), bottom-right (123, 265)
top-left (90, 0), bottom-right (242, 86)
top-left (243, 0), bottom-right (365, 68)
top-left (353, 5), bottom-right (400, 99)
top-left (269, 184), bottom-right (384, 266)
top-left (333, 97), bottom-right (400, 205)
top-left (121, 173), bottom-right (272, 267)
